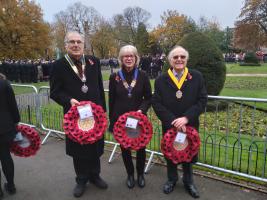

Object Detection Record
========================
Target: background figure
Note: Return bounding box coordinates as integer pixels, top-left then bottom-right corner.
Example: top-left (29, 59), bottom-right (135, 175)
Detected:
top-left (108, 45), bottom-right (152, 189)
top-left (152, 46), bottom-right (207, 198)
top-left (0, 73), bottom-right (20, 198)
top-left (50, 31), bottom-right (107, 198)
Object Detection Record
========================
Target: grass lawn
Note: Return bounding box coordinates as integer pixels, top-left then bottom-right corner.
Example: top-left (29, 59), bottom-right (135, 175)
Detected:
top-left (102, 70), bottom-right (111, 81)
top-left (221, 76), bottom-right (267, 98)
top-left (226, 63), bottom-right (267, 74)
top-left (12, 82), bottom-right (49, 95)
top-left (219, 76), bottom-right (267, 110)
top-left (221, 88), bottom-right (267, 99)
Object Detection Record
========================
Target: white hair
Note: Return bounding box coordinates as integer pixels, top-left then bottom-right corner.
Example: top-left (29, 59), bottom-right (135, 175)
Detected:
top-left (167, 45), bottom-right (189, 62)
top-left (64, 31), bottom-right (85, 44)
top-left (118, 45), bottom-right (140, 67)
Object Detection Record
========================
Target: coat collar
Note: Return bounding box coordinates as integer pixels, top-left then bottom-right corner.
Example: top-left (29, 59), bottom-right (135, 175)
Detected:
top-left (62, 56), bottom-right (94, 82)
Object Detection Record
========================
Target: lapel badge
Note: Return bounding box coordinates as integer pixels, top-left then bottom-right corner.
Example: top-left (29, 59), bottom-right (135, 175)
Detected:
top-left (88, 58), bottom-right (94, 65)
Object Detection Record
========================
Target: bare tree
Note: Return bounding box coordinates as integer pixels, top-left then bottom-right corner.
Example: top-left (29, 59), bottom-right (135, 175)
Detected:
top-left (53, 2), bottom-right (101, 55)
top-left (112, 6), bottom-right (151, 45)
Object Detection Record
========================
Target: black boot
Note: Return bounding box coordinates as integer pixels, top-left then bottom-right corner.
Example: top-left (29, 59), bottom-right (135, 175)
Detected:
top-left (163, 180), bottom-right (176, 194)
top-left (184, 184), bottom-right (200, 198)
top-left (73, 183), bottom-right (86, 198)
top-left (137, 174), bottom-right (145, 188)
top-left (4, 183), bottom-right (16, 195)
top-left (126, 175), bottom-right (135, 189)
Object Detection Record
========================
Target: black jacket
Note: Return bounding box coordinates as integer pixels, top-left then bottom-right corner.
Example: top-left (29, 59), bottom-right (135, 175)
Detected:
top-left (50, 55), bottom-right (106, 159)
top-left (0, 79), bottom-right (20, 142)
top-left (108, 68), bottom-right (152, 131)
top-left (152, 69), bottom-right (207, 133)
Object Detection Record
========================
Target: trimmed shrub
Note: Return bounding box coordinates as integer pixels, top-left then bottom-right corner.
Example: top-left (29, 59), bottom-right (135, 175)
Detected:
top-left (178, 32), bottom-right (226, 95)
top-left (244, 52), bottom-right (259, 66)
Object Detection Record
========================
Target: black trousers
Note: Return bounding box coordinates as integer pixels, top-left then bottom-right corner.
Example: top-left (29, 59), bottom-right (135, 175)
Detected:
top-left (166, 157), bottom-right (193, 185)
top-left (120, 146), bottom-right (146, 176)
top-left (0, 142), bottom-right (14, 186)
top-left (73, 157), bottom-right (101, 185)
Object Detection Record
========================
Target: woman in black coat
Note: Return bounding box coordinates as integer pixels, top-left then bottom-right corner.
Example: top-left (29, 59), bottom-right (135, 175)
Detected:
top-left (0, 73), bottom-right (20, 198)
top-left (109, 45), bottom-right (152, 189)
top-left (152, 46), bottom-right (207, 198)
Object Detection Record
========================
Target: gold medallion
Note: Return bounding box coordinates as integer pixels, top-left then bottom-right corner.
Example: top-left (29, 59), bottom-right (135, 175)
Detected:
top-left (176, 90), bottom-right (183, 99)
top-left (173, 138), bottom-right (188, 151)
top-left (78, 117), bottom-right (95, 131)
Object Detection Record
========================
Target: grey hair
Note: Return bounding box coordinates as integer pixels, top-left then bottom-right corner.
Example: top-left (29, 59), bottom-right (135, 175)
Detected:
top-left (64, 31), bottom-right (85, 44)
top-left (167, 45), bottom-right (189, 62)
top-left (118, 45), bottom-right (140, 67)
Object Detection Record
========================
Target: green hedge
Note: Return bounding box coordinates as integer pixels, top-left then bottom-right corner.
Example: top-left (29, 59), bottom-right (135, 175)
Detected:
top-left (178, 32), bottom-right (226, 95)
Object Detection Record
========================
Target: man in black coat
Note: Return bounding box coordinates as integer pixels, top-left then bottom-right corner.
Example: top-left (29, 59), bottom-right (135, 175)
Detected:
top-left (152, 46), bottom-right (207, 198)
top-left (50, 31), bottom-right (107, 198)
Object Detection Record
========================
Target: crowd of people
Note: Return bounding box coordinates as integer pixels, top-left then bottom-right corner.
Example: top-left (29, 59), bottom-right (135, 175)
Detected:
top-left (1, 50), bottom-right (266, 85)
top-left (224, 52), bottom-right (245, 62)
top-left (0, 59), bottom-right (53, 83)
top-left (102, 54), bottom-right (166, 79)
top-left (139, 54), bottom-right (165, 79)
top-left (224, 51), bottom-right (267, 63)
top-left (0, 54), bottom-right (166, 85)
top-left (0, 31), bottom-right (207, 199)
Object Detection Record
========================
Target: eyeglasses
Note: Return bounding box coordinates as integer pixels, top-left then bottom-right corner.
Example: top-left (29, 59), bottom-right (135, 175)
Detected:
top-left (173, 55), bottom-right (186, 60)
top-left (123, 55), bottom-right (135, 59)
top-left (67, 40), bottom-right (83, 45)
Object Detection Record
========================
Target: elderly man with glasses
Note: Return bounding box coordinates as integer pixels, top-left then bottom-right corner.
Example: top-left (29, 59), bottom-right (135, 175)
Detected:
top-left (152, 45), bottom-right (207, 198)
top-left (50, 31), bottom-right (107, 198)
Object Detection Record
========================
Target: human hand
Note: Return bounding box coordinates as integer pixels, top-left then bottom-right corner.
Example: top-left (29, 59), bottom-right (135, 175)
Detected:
top-left (171, 117), bottom-right (188, 132)
top-left (70, 98), bottom-right (79, 106)
top-left (181, 125), bottom-right (186, 132)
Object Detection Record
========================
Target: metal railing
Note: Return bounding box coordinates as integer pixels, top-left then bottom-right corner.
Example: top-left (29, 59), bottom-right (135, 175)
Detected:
top-left (12, 84), bottom-right (267, 183)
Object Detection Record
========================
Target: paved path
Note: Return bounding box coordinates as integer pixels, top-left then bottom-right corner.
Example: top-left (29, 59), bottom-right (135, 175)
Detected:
top-left (1, 137), bottom-right (266, 200)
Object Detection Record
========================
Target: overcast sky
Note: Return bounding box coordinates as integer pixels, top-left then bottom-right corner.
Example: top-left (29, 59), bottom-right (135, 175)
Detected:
top-left (35, 0), bottom-right (244, 29)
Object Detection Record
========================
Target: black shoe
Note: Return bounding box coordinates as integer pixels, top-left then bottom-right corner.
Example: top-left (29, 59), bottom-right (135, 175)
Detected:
top-left (137, 174), bottom-right (145, 188)
top-left (163, 181), bottom-right (176, 194)
top-left (126, 175), bottom-right (135, 189)
top-left (73, 184), bottom-right (86, 198)
top-left (90, 176), bottom-right (108, 189)
top-left (4, 183), bottom-right (16, 195)
top-left (184, 184), bottom-right (200, 198)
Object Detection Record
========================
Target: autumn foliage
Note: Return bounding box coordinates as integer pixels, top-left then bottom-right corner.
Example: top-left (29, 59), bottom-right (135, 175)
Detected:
top-left (0, 0), bottom-right (51, 59)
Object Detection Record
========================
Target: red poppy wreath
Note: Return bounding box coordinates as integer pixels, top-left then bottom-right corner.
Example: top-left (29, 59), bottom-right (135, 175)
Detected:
top-left (161, 126), bottom-right (200, 164)
top-left (113, 111), bottom-right (153, 150)
top-left (10, 125), bottom-right (41, 157)
top-left (63, 101), bottom-right (107, 145)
